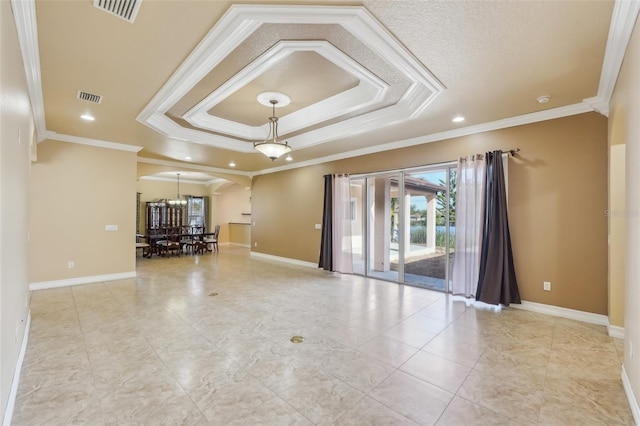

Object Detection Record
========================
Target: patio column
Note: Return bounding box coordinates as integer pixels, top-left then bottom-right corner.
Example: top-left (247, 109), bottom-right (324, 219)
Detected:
top-left (426, 194), bottom-right (436, 253)
top-left (404, 191), bottom-right (412, 256)
top-left (373, 177), bottom-right (390, 271)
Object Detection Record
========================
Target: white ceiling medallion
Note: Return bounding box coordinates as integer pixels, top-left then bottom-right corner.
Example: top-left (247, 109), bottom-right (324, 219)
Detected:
top-left (256, 92), bottom-right (290, 108)
top-left (136, 4), bottom-right (445, 153)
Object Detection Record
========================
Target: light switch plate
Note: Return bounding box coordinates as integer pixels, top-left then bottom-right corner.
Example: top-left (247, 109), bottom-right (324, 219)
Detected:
top-left (105, 224), bottom-right (118, 231)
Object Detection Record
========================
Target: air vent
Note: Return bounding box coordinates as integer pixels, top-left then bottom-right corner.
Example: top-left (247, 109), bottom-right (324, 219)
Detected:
top-left (93, 0), bottom-right (141, 23)
top-left (77, 91), bottom-right (103, 104)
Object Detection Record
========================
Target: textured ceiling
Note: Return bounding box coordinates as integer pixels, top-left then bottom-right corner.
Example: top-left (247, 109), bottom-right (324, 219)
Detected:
top-left (29, 0), bottom-right (614, 182)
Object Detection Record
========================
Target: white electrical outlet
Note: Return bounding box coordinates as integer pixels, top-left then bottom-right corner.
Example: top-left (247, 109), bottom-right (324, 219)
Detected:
top-left (315, 224), bottom-right (322, 230)
top-left (543, 281), bottom-right (551, 291)
top-left (68, 261), bottom-right (75, 269)
top-left (254, 242), bottom-right (257, 247)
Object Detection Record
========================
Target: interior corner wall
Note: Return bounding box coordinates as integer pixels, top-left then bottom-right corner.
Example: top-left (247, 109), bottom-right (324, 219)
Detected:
top-left (214, 184), bottom-right (251, 244)
top-left (30, 141), bottom-right (137, 284)
top-left (0, 0), bottom-right (34, 420)
top-left (611, 15), bottom-right (640, 418)
top-left (252, 112), bottom-right (608, 316)
top-left (608, 120), bottom-right (626, 329)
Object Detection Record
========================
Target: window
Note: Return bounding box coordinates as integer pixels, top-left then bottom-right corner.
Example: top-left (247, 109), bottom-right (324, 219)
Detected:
top-left (187, 197), bottom-right (205, 227)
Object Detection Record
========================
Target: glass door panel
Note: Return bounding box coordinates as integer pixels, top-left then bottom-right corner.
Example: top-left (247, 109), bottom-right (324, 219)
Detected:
top-left (447, 167), bottom-right (457, 292)
top-left (402, 168), bottom-right (449, 290)
top-left (367, 174), bottom-right (401, 282)
top-left (350, 178), bottom-right (366, 275)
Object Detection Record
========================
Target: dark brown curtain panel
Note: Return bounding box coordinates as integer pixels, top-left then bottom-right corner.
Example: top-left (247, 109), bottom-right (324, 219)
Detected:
top-left (476, 151), bottom-right (521, 306)
top-left (318, 174), bottom-right (334, 271)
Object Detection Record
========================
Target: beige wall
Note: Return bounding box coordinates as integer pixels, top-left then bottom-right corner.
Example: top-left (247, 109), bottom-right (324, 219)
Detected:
top-left (0, 0), bottom-right (34, 419)
top-left (229, 224), bottom-right (251, 246)
top-left (252, 112), bottom-right (608, 315)
top-left (608, 142), bottom-right (625, 328)
top-left (30, 141), bottom-right (137, 283)
top-left (611, 16), bottom-right (640, 418)
top-left (214, 183), bottom-right (251, 244)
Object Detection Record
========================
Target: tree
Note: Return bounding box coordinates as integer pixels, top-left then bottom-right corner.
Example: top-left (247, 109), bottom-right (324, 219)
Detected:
top-left (436, 170), bottom-right (456, 226)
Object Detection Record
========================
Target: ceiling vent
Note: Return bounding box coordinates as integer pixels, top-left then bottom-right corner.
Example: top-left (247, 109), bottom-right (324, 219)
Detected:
top-left (93, 0), bottom-right (141, 23)
top-left (77, 90), bottom-right (103, 104)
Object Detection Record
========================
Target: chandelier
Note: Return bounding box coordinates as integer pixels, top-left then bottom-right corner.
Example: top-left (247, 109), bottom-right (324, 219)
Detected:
top-left (168, 173), bottom-right (187, 207)
top-left (253, 98), bottom-right (292, 161)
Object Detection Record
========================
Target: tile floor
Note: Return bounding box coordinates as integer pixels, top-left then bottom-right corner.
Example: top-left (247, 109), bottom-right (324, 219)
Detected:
top-left (12, 247), bottom-right (634, 425)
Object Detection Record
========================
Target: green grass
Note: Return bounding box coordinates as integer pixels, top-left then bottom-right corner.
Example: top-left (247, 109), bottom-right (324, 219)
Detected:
top-left (436, 229), bottom-right (455, 248)
top-left (409, 226), bottom-right (455, 248)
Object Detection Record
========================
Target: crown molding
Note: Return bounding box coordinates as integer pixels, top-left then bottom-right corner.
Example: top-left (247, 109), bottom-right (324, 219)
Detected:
top-left (583, 96), bottom-right (610, 117)
top-left (254, 102), bottom-right (595, 175)
top-left (583, 0), bottom-right (640, 117)
top-left (137, 157), bottom-right (252, 177)
top-left (138, 175), bottom-right (220, 186)
top-left (597, 0), bottom-right (640, 103)
top-left (11, 0), bottom-right (46, 140)
top-left (42, 131), bottom-right (143, 152)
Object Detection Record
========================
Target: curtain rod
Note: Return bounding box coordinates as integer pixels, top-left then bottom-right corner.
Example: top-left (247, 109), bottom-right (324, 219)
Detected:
top-left (330, 148), bottom-right (521, 179)
top-left (323, 173), bottom-right (350, 177)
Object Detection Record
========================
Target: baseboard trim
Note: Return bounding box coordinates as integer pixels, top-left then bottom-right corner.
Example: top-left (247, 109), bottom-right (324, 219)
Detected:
top-left (250, 251), bottom-right (317, 269)
top-left (608, 325), bottom-right (625, 340)
top-left (219, 242), bottom-right (250, 248)
top-left (29, 271), bottom-right (136, 291)
top-left (229, 242), bottom-right (251, 248)
top-left (622, 365), bottom-right (640, 425)
top-left (511, 300), bottom-right (609, 326)
top-left (3, 311), bottom-right (31, 426)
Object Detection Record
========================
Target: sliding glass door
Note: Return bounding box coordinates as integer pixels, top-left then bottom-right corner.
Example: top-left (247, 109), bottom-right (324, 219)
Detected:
top-left (351, 165), bottom-right (456, 292)
top-left (366, 173), bottom-right (402, 282)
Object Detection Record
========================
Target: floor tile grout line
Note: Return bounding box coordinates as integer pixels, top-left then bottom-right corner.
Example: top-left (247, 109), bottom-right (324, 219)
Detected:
top-left (213, 345), bottom-right (318, 425)
top-left (142, 335), bottom-right (210, 423)
top-left (69, 282), bottom-right (108, 426)
top-left (536, 316), bottom-right (561, 425)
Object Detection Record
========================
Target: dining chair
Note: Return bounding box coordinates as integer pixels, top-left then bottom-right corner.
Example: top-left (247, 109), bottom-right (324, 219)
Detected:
top-left (205, 224), bottom-right (220, 252)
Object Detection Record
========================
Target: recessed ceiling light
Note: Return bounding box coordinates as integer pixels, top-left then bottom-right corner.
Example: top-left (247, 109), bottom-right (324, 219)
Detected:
top-left (80, 114), bottom-right (95, 121)
top-left (185, 156), bottom-right (192, 161)
top-left (285, 155), bottom-right (293, 161)
top-left (537, 95), bottom-right (551, 104)
top-left (452, 116), bottom-right (465, 123)
top-left (229, 162), bottom-right (236, 167)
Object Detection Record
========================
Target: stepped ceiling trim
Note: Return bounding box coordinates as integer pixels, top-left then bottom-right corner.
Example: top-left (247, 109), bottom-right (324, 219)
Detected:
top-left (136, 4), bottom-right (445, 153)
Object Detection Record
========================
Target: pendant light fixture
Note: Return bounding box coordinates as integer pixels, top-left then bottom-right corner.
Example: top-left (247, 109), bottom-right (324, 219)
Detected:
top-left (168, 173), bottom-right (187, 207)
top-left (254, 93), bottom-right (292, 161)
